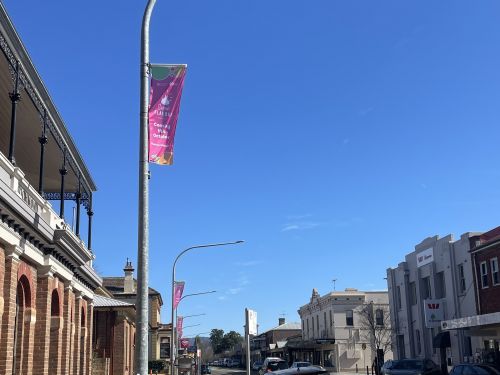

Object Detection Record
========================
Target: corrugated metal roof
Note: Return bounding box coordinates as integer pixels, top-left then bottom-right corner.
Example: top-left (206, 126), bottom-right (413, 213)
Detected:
top-left (93, 295), bottom-right (134, 308)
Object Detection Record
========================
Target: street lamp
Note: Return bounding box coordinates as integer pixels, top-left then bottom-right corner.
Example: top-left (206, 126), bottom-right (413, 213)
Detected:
top-left (171, 241), bottom-right (244, 375)
top-left (137, 1), bottom-right (157, 374)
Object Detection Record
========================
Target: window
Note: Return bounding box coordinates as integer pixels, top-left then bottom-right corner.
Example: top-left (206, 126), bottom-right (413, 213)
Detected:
top-left (491, 258), bottom-right (499, 285)
top-left (329, 310), bottom-right (333, 327)
top-left (409, 282), bottom-right (417, 305)
top-left (316, 315), bottom-right (319, 333)
top-left (324, 312), bottom-right (327, 333)
top-left (416, 329), bottom-right (421, 355)
top-left (346, 310), bottom-right (353, 326)
top-left (435, 272), bottom-right (446, 299)
top-left (375, 309), bottom-right (384, 326)
top-left (307, 318), bottom-right (310, 338)
top-left (480, 261), bottom-right (489, 288)
top-left (458, 264), bottom-right (466, 294)
top-left (421, 277), bottom-right (431, 299)
top-left (396, 286), bottom-right (402, 310)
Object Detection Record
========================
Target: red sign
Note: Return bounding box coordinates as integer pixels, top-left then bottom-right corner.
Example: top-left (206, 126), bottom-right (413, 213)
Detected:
top-left (180, 339), bottom-right (190, 349)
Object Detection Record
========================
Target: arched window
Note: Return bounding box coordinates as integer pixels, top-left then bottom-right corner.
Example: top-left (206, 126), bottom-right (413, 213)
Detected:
top-left (14, 275), bottom-right (32, 373)
top-left (81, 307), bottom-right (85, 327)
top-left (51, 290), bottom-right (60, 316)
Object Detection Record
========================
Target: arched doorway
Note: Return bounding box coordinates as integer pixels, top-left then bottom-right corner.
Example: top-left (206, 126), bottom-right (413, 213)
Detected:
top-left (13, 275), bottom-right (31, 375)
top-left (80, 306), bottom-right (86, 375)
top-left (48, 289), bottom-right (61, 373)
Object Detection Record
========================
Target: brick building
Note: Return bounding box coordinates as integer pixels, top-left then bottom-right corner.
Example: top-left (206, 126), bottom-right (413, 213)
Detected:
top-left (102, 260), bottom-right (165, 362)
top-left (0, 2), bottom-right (102, 375)
top-left (92, 291), bottom-right (136, 375)
top-left (441, 226), bottom-right (500, 367)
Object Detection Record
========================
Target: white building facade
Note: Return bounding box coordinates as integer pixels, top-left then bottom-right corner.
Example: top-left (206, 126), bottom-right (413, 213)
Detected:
top-left (298, 288), bottom-right (393, 372)
top-left (386, 232), bottom-right (480, 368)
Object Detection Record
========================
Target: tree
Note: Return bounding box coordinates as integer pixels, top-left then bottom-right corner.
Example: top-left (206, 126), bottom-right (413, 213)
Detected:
top-left (358, 303), bottom-right (393, 356)
top-left (221, 331), bottom-right (243, 352)
top-left (210, 329), bottom-right (225, 354)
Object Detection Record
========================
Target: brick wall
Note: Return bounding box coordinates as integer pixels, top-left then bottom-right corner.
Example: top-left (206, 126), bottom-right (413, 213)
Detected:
top-left (473, 243), bottom-right (500, 314)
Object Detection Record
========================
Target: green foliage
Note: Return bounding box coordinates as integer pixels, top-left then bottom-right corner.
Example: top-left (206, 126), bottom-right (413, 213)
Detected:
top-left (210, 329), bottom-right (243, 354)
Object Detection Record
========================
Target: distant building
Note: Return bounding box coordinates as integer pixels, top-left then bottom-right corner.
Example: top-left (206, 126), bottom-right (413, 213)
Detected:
top-left (440, 226), bottom-right (500, 367)
top-left (102, 260), bottom-right (166, 363)
top-left (250, 318), bottom-right (302, 362)
top-left (92, 290), bottom-right (136, 375)
top-left (387, 232), bottom-right (479, 369)
top-left (298, 288), bottom-right (393, 371)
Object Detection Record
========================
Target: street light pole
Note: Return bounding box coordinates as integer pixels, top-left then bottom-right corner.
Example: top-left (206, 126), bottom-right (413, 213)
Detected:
top-left (171, 241), bottom-right (244, 375)
top-left (138, 1), bottom-right (157, 374)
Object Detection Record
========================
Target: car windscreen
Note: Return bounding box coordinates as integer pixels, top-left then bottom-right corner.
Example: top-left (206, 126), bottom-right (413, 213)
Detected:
top-left (391, 360), bottom-right (424, 370)
top-left (269, 362), bottom-right (288, 371)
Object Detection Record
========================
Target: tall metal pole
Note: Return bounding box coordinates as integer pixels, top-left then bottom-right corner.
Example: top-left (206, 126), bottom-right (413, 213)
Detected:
top-left (137, 1), bottom-right (157, 374)
top-left (245, 308), bottom-right (251, 375)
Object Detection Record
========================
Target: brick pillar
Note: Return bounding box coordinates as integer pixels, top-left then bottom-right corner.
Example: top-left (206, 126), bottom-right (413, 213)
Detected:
top-left (73, 294), bottom-right (83, 375)
top-left (48, 278), bottom-right (64, 375)
top-left (0, 246), bottom-right (21, 375)
top-left (113, 315), bottom-right (126, 375)
top-left (61, 282), bottom-right (74, 375)
top-left (79, 301), bottom-right (88, 375)
top-left (0, 247), bottom-right (5, 341)
top-left (85, 301), bottom-right (93, 375)
top-left (32, 269), bottom-right (54, 375)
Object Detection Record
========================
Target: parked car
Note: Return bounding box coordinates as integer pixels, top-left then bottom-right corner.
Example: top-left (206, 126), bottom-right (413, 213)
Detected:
top-left (291, 362), bottom-right (312, 369)
top-left (272, 366), bottom-right (327, 375)
top-left (253, 361), bottom-right (264, 371)
top-left (228, 359), bottom-right (242, 368)
top-left (201, 365), bottom-right (212, 374)
top-left (450, 364), bottom-right (500, 375)
top-left (381, 360), bottom-right (394, 375)
top-left (384, 359), bottom-right (441, 375)
top-left (260, 358), bottom-right (288, 375)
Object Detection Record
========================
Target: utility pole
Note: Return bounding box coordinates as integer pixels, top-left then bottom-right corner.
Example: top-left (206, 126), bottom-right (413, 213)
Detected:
top-left (137, 1), bottom-right (157, 374)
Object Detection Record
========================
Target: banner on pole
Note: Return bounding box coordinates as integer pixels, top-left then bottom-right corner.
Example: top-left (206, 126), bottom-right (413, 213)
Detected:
top-left (247, 309), bottom-right (258, 335)
top-left (148, 64), bottom-right (187, 165)
top-left (177, 316), bottom-right (184, 337)
top-left (173, 281), bottom-right (185, 310)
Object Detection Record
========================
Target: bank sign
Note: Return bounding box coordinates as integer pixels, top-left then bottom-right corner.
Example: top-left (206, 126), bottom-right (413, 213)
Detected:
top-left (424, 299), bottom-right (444, 328)
top-left (417, 248), bottom-right (434, 268)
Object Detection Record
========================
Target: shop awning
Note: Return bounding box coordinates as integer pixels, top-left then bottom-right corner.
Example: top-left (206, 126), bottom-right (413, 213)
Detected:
top-left (433, 331), bottom-right (450, 349)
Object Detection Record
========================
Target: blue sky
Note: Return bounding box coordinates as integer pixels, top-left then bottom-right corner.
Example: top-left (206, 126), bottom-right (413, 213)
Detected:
top-left (4, 0), bottom-right (500, 336)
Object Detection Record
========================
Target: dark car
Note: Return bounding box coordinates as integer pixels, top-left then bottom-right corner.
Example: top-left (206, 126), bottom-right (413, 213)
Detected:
top-left (450, 364), bottom-right (500, 375)
top-left (384, 359), bottom-right (441, 375)
top-left (201, 365), bottom-right (212, 374)
top-left (272, 366), bottom-right (328, 375)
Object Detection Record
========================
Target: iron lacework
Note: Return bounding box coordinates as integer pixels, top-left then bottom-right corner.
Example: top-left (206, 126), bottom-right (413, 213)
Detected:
top-left (0, 31), bottom-right (93, 202)
top-left (44, 192), bottom-right (91, 211)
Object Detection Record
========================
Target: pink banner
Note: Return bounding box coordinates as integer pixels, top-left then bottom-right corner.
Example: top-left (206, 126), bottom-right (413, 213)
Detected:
top-left (177, 316), bottom-right (184, 337)
top-left (148, 64), bottom-right (187, 165)
top-left (173, 281), bottom-right (185, 310)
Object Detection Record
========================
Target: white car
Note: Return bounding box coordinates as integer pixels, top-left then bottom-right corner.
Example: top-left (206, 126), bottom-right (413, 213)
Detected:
top-left (290, 362), bottom-right (312, 369)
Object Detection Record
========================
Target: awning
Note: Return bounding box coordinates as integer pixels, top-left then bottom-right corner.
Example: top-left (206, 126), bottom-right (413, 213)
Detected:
top-left (433, 331), bottom-right (451, 349)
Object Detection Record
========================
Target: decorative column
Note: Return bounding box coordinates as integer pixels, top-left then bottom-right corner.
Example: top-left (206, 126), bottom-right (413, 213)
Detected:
top-left (59, 151), bottom-right (67, 220)
top-left (87, 195), bottom-right (93, 251)
top-left (75, 181), bottom-right (81, 238)
top-left (8, 61), bottom-right (21, 165)
top-left (85, 301), bottom-right (93, 375)
top-left (72, 294), bottom-right (83, 375)
top-left (38, 111), bottom-right (48, 195)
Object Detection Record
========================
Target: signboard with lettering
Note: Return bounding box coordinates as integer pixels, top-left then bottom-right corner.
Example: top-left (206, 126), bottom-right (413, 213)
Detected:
top-left (417, 248), bottom-right (434, 268)
top-left (424, 299), bottom-right (444, 328)
top-left (248, 309), bottom-right (258, 335)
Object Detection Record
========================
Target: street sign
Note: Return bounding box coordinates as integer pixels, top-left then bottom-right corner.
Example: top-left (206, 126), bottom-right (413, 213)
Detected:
top-left (248, 309), bottom-right (258, 335)
top-left (424, 299), bottom-right (444, 328)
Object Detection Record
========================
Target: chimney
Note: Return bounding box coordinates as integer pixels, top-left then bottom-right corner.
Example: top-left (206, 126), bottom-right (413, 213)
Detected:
top-left (123, 258), bottom-right (135, 293)
top-left (279, 318), bottom-right (286, 326)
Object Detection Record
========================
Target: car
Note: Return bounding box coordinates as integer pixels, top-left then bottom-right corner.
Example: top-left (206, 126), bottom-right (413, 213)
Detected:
top-left (272, 366), bottom-right (328, 375)
top-left (201, 365), bottom-right (212, 374)
top-left (291, 362), bottom-right (312, 369)
top-left (253, 361), bottom-right (264, 371)
top-left (381, 360), bottom-right (394, 375)
top-left (384, 359), bottom-right (441, 375)
top-left (450, 364), bottom-right (500, 375)
top-left (228, 359), bottom-right (242, 368)
top-left (260, 358), bottom-right (288, 375)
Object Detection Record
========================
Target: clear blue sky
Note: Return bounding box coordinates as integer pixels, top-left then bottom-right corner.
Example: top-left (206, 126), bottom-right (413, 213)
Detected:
top-left (4, 0), bottom-right (500, 336)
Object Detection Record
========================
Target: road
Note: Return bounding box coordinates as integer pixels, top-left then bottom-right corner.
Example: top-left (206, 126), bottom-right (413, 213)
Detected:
top-left (211, 366), bottom-right (248, 375)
